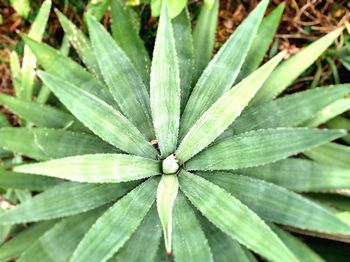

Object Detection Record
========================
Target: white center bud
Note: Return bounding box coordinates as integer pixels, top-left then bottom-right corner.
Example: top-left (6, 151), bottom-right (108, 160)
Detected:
top-left (162, 154), bottom-right (179, 174)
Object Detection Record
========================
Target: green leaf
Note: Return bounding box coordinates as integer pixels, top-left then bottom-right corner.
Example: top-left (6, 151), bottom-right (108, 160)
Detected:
top-left (0, 167), bottom-right (62, 191)
top-left (172, 8), bottom-right (194, 112)
top-left (179, 171), bottom-right (298, 262)
top-left (304, 98), bottom-right (350, 127)
top-left (172, 193), bottom-right (213, 261)
top-left (18, 208), bottom-right (106, 262)
top-left (0, 209), bottom-right (11, 245)
top-left (304, 142), bottom-right (350, 168)
top-left (186, 128), bottom-right (345, 171)
top-left (192, 0), bottom-right (218, 83)
top-left (110, 0), bottom-right (151, 86)
top-left (15, 154), bottom-right (161, 183)
top-left (0, 112), bottom-right (10, 127)
top-left (176, 53), bottom-right (285, 164)
top-left (236, 3), bottom-right (285, 81)
top-left (269, 224), bottom-right (325, 262)
top-left (36, 35), bottom-right (70, 105)
top-left (251, 28), bottom-right (343, 105)
top-left (237, 158), bottom-right (350, 192)
top-left (326, 116), bottom-right (350, 144)
top-left (198, 214), bottom-right (254, 262)
top-left (150, 0), bottom-right (187, 18)
top-left (38, 71), bottom-right (158, 158)
top-left (220, 85), bottom-right (350, 139)
top-left (0, 93), bottom-right (86, 131)
top-left (157, 175), bottom-right (179, 255)
top-left (10, 0), bottom-right (30, 19)
top-left (150, 3), bottom-right (181, 157)
top-left (180, 0), bottom-right (268, 137)
top-left (87, 15), bottom-right (154, 140)
top-left (199, 172), bottom-right (350, 234)
top-left (0, 220), bottom-right (57, 261)
top-left (55, 9), bottom-right (103, 79)
top-left (9, 51), bottom-right (21, 97)
top-left (113, 205), bottom-right (162, 262)
top-left (22, 36), bottom-right (117, 107)
top-left (70, 178), bottom-right (158, 262)
top-left (0, 182), bottom-right (136, 224)
top-left (21, 0), bottom-right (51, 100)
top-left (85, 0), bottom-right (109, 21)
top-left (0, 128), bottom-right (117, 161)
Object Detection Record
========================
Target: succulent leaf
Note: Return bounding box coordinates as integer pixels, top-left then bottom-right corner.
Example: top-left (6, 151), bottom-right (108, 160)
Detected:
top-left (0, 182), bottom-right (137, 225)
top-left (111, 0), bottom-right (151, 86)
top-left (0, 128), bottom-right (117, 161)
top-left (0, 167), bottom-right (62, 191)
top-left (236, 3), bottom-right (285, 81)
top-left (180, 0), bottom-right (269, 137)
top-left (186, 128), bottom-right (346, 171)
top-left (220, 85), bottom-right (350, 139)
top-left (172, 192), bottom-right (213, 261)
top-left (18, 208), bottom-right (106, 262)
top-left (157, 174), bottom-right (179, 255)
top-left (179, 171), bottom-right (298, 262)
top-left (176, 52), bottom-right (285, 163)
top-left (304, 142), bottom-right (350, 168)
top-left (192, 0), bottom-right (219, 83)
top-left (14, 154), bottom-right (161, 183)
top-left (70, 178), bottom-right (158, 262)
top-left (87, 14), bottom-right (155, 140)
top-left (0, 93), bottom-right (86, 131)
top-left (55, 9), bottom-right (103, 80)
top-left (0, 221), bottom-right (57, 262)
top-left (172, 8), bottom-right (194, 112)
top-left (38, 71), bottom-right (157, 158)
top-left (237, 158), bottom-right (350, 192)
top-left (199, 172), bottom-right (350, 234)
top-left (113, 205), bottom-right (162, 262)
top-left (150, 3), bottom-right (181, 157)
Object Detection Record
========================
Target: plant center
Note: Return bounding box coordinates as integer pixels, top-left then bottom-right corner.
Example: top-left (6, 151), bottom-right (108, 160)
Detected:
top-left (162, 154), bottom-right (179, 175)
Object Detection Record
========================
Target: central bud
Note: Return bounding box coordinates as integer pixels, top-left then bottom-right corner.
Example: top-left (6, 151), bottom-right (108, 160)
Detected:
top-left (162, 154), bottom-right (179, 174)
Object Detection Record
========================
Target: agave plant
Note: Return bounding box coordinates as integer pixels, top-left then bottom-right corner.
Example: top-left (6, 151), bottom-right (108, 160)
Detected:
top-left (1, 0), bottom-right (350, 261)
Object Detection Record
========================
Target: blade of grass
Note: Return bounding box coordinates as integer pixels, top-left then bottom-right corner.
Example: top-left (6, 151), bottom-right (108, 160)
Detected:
top-left (251, 28), bottom-right (343, 105)
top-left (21, 0), bottom-right (51, 100)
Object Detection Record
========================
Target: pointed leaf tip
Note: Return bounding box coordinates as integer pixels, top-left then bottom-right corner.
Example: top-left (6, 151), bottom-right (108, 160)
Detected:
top-left (157, 175), bottom-right (179, 255)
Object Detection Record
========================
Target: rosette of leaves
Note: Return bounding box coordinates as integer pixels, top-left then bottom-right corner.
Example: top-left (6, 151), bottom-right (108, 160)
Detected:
top-left (1, 0), bottom-right (350, 261)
